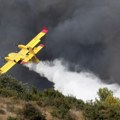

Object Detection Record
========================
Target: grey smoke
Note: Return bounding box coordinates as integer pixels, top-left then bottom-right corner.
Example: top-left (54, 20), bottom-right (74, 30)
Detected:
top-left (0, 0), bottom-right (120, 87)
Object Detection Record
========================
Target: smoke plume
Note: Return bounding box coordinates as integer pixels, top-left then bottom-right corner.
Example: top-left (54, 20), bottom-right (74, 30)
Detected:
top-left (0, 0), bottom-right (120, 87)
top-left (25, 60), bottom-right (120, 101)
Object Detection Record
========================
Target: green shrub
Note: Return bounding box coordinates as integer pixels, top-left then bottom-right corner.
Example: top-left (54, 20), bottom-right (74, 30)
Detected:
top-left (22, 103), bottom-right (46, 120)
top-left (0, 75), bottom-right (27, 98)
top-left (51, 105), bottom-right (69, 119)
top-left (1, 75), bottom-right (120, 120)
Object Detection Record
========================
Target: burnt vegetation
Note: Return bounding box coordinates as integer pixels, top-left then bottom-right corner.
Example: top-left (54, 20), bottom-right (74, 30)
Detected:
top-left (0, 75), bottom-right (120, 120)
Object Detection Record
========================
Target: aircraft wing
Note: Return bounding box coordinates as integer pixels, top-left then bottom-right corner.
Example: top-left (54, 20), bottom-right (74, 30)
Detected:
top-left (0, 61), bottom-right (16, 74)
top-left (26, 27), bottom-right (48, 48)
top-left (0, 53), bottom-right (25, 74)
top-left (18, 27), bottom-right (48, 56)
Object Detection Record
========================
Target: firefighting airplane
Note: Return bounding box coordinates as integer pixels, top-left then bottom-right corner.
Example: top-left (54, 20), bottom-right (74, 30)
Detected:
top-left (0, 27), bottom-right (48, 74)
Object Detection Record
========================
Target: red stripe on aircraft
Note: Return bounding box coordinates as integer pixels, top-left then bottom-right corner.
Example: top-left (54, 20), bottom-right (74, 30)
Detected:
top-left (42, 27), bottom-right (48, 33)
top-left (40, 44), bottom-right (45, 47)
top-left (20, 61), bottom-right (27, 64)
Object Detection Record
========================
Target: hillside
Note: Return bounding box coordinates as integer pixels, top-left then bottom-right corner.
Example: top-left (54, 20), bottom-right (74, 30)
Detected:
top-left (0, 75), bottom-right (120, 120)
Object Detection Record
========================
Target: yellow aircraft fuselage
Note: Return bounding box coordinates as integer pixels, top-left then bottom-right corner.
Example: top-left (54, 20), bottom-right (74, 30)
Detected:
top-left (0, 27), bottom-right (48, 74)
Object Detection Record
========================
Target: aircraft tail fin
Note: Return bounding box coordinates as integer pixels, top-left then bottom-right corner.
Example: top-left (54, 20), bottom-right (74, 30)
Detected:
top-left (31, 56), bottom-right (40, 63)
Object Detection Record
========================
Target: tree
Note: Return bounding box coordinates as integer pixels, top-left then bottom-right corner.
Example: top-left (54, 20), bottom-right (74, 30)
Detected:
top-left (97, 88), bottom-right (113, 101)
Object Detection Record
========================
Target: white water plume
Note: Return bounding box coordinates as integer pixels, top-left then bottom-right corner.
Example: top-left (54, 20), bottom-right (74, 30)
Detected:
top-left (25, 59), bottom-right (120, 101)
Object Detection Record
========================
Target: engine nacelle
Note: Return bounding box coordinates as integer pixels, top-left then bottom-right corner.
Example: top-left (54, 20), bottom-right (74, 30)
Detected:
top-left (18, 45), bottom-right (27, 49)
top-left (5, 57), bottom-right (13, 61)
